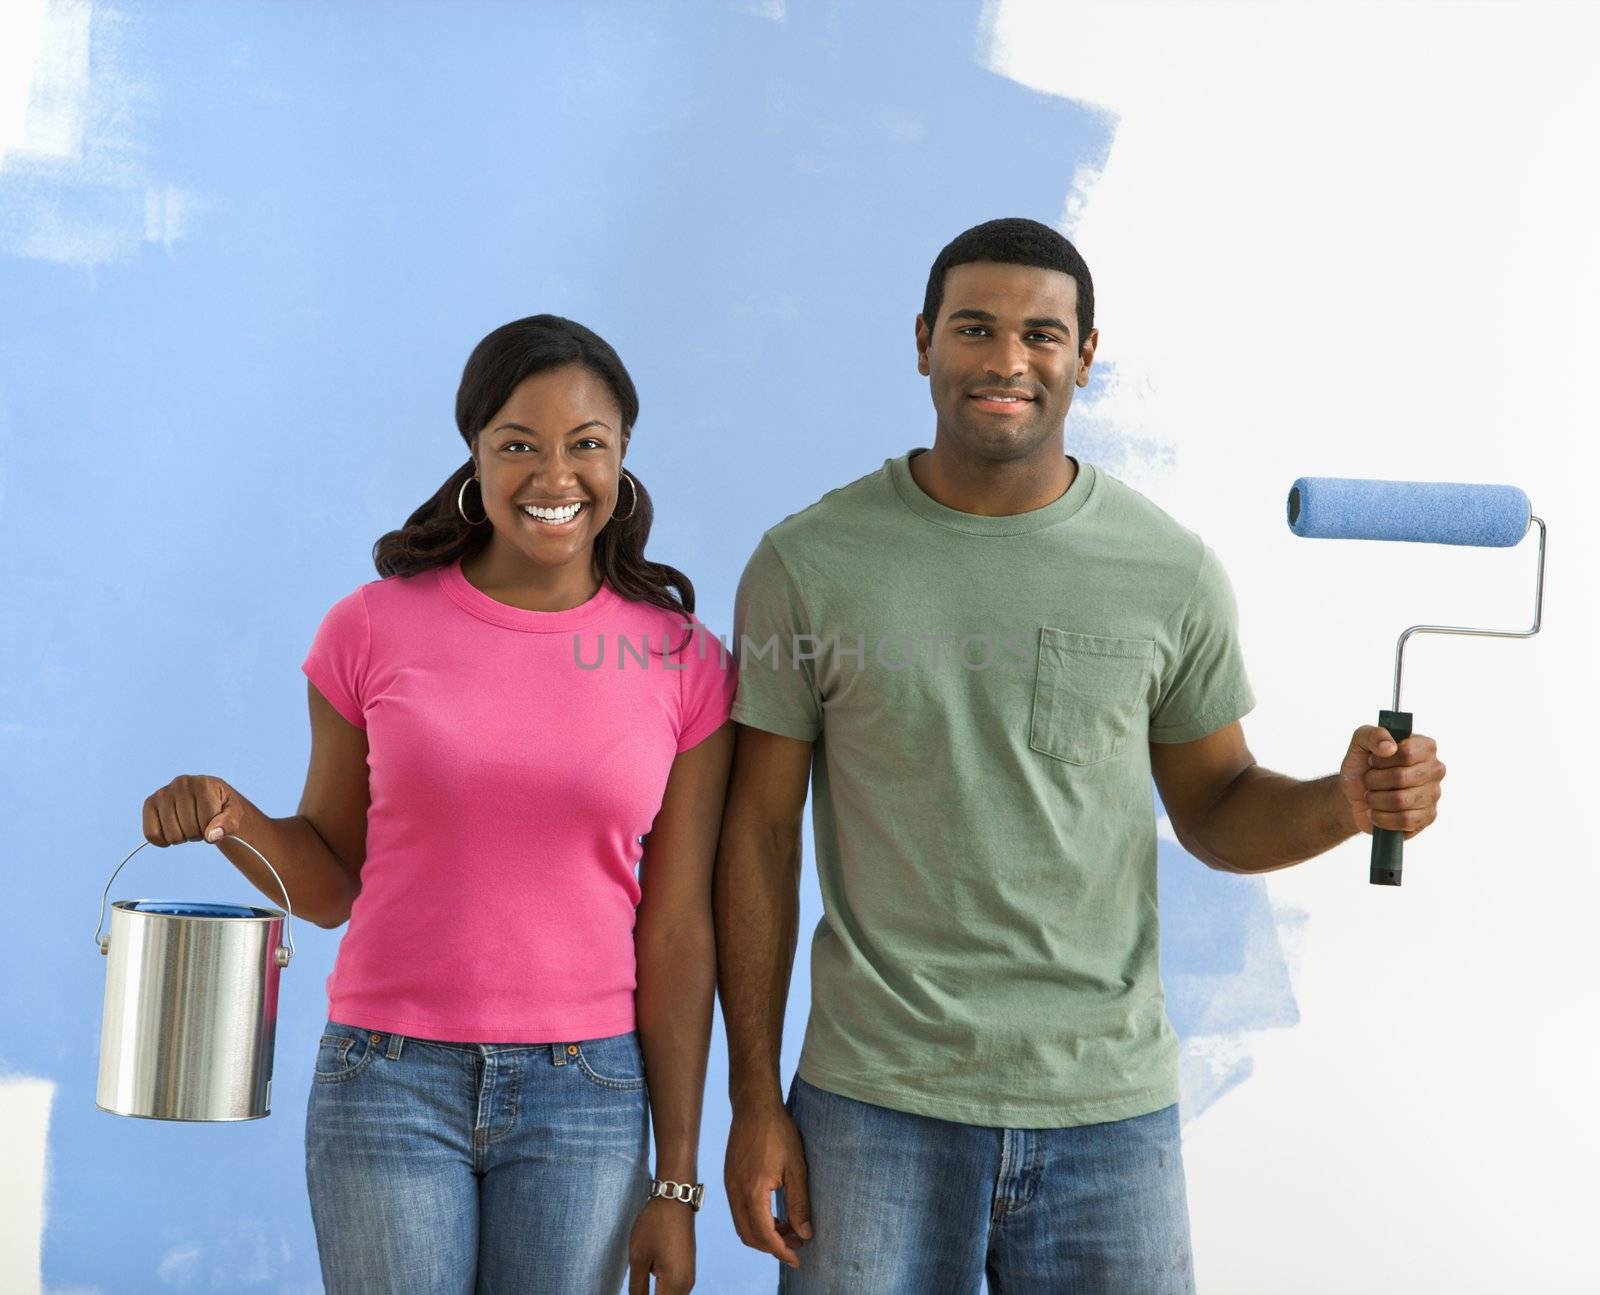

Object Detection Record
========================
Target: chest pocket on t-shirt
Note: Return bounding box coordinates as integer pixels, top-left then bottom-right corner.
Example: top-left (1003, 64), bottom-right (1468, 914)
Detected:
top-left (1029, 628), bottom-right (1155, 766)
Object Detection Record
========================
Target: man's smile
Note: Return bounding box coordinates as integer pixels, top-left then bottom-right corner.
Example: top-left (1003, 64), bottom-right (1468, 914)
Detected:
top-left (968, 386), bottom-right (1037, 415)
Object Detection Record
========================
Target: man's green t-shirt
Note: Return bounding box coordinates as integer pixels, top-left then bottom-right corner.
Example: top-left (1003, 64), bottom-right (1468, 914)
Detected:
top-left (730, 449), bottom-right (1256, 1128)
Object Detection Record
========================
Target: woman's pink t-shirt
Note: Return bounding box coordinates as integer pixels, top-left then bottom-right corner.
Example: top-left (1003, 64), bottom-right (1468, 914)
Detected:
top-left (300, 559), bottom-right (736, 1042)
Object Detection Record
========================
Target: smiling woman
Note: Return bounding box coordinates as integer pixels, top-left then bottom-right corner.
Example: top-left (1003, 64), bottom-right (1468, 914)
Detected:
top-left (137, 312), bottom-right (736, 1294)
top-left (373, 314), bottom-right (693, 625)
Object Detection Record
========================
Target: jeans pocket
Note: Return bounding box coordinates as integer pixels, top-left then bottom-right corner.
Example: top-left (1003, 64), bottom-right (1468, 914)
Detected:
top-left (1029, 628), bottom-right (1154, 766)
top-left (574, 1031), bottom-right (647, 1091)
top-left (313, 1022), bottom-right (378, 1085)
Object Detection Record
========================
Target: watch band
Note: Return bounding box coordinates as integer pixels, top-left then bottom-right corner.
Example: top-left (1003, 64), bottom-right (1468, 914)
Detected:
top-left (648, 1178), bottom-right (705, 1212)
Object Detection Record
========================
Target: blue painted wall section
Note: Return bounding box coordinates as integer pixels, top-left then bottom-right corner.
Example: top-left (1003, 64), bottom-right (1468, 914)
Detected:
top-left (0, 3), bottom-right (1294, 1288)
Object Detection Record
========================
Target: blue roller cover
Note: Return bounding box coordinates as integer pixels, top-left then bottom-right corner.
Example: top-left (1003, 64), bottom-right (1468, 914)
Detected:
top-left (1287, 477), bottom-right (1530, 547)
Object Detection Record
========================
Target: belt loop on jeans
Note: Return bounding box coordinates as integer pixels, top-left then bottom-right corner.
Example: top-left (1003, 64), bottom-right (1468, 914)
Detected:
top-left (552, 1043), bottom-right (576, 1066)
top-left (386, 1033), bottom-right (404, 1060)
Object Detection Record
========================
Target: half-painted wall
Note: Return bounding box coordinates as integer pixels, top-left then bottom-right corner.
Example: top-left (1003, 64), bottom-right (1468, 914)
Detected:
top-left (3, 2), bottom-right (1594, 1291)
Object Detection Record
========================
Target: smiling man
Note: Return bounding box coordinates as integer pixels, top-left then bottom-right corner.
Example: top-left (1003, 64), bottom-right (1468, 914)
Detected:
top-left (715, 218), bottom-right (1446, 1294)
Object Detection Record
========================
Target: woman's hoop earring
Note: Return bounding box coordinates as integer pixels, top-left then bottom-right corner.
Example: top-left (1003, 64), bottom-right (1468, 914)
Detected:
top-left (611, 471), bottom-right (637, 522)
top-left (457, 475), bottom-right (488, 525)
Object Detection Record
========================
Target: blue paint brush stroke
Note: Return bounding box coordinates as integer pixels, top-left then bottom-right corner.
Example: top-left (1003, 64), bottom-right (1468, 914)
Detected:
top-left (1160, 833), bottom-right (1302, 1120)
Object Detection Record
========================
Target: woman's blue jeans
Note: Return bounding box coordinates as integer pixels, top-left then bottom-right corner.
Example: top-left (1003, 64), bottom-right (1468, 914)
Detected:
top-left (778, 1076), bottom-right (1195, 1294)
top-left (305, 1020), bottom-right (650, 1295)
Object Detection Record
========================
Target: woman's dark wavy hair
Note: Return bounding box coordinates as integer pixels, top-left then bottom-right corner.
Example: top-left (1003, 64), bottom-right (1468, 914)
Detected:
top-left (372, 314), bottom-right (695, 622)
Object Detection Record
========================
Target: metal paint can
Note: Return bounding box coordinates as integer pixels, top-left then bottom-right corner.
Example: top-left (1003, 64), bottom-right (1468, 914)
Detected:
top-left (94, 836), bottom-right (295, 1121)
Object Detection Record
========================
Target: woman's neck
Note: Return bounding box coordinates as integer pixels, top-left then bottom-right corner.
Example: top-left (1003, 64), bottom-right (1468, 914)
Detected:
top-left (459, 542), bottom-right (602, 613)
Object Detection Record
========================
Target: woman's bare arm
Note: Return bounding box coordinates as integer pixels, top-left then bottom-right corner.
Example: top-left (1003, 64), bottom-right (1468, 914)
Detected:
top-left (634, 720), bottom-right (734, 1184)
top-left (146, 681), bottom-right (370, 928)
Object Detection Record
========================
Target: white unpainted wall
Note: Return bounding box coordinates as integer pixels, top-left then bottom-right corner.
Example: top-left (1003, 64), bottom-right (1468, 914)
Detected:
top-left (0, 1079), bottom-right (54, 1295)
top-left (987, 3), bottom-right (1600, 1291)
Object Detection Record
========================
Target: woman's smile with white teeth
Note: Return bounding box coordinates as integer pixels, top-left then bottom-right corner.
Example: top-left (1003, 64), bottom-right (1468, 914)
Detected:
top-left (521, 502), bottom-right (584, 522)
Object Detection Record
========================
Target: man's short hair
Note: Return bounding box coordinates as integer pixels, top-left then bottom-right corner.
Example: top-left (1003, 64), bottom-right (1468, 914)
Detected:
top-left (922, 217), bottom-right (1094, 347)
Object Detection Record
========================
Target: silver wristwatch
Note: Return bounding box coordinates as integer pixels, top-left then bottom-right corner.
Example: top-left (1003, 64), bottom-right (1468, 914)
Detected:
top-left (648, 1178), bottom-right (705, 1212)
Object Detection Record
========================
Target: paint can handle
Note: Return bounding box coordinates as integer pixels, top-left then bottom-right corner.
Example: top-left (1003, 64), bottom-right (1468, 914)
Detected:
top-left (95, 836), bottom-right (296, 966)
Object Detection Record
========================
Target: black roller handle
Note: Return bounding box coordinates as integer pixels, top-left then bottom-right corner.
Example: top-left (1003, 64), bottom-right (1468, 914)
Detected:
top-left (1370, 708), bottom-right (1413, 886)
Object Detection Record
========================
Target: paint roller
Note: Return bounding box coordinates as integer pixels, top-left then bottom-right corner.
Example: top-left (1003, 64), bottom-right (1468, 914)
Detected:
top-left (1287, 477), bottom-right (1546, 886)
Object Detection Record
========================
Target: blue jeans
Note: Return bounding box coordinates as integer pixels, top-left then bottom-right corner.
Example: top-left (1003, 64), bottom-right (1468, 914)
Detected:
top-left (778, 1076), bottom-right (1194, 1295)
top-left (304, 1020), bottom-right (650, 1295)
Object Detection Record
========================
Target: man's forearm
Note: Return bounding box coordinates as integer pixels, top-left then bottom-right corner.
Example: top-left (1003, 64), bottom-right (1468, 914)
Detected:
top-left (1193, 765), bottom-right (1357, 874)
top-left (713, 818), bottom-right (801, 1113)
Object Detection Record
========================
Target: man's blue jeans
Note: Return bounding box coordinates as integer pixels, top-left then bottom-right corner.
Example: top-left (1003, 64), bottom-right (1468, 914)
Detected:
top-left (778, 1076), bottom-right (1195, 1294)
top-left (304, 1020), bottom-right (650, 1295)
